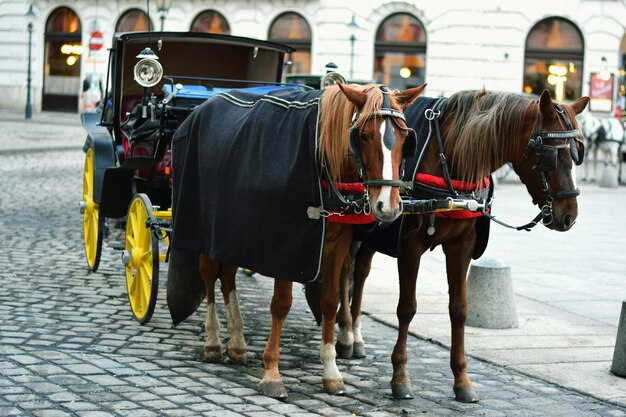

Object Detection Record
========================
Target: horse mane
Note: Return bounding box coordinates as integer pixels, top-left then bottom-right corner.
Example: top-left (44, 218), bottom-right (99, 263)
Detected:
top-left (318, 84), bottom-right (387, 182)
top-left (443, 90), bottom-right (537, 184)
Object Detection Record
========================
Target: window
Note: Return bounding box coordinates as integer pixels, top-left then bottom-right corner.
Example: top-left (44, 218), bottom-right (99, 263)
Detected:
top-left (374, 13), bottom-right (427, 90)
top-left (268, 12), bottom-right (311, 74)
top-left (191, 10), bottom-right (230, 34)
top-left (523, 18), bottom-right (584, 101)
top-left (116, 9), bottom-right (153, 32)
top-left (43, 7), bottom-right (82, 112)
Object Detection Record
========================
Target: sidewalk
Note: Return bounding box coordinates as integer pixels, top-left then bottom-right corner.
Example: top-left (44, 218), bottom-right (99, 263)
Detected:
top-left (363, 180), bottom-right (626, 407)
top-left (0, 110), bottom-right (84, 153)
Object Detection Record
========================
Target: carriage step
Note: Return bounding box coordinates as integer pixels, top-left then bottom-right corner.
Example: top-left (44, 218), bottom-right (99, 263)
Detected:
top-left (109, 240), bottom-right (125, 250)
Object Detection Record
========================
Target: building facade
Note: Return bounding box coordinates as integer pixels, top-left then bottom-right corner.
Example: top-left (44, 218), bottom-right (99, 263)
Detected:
top-left (2, 0), bottom-right (625, 114)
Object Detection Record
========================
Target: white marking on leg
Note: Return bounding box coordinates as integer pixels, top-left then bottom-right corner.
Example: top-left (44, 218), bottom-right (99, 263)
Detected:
top-left (225, 289), bottom-right (246, 351)
top-left (353, 315), bottom-right (364, 344)
top-left (320, 342), bottom-right (342, 381)
top-left (205, 302), bottom-right (221, 349)
top-left (337, 325), bottom-right (354, 346)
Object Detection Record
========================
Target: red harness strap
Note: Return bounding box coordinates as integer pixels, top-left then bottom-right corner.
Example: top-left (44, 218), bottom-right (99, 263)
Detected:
top-left (321, 180), bottom-right (375, 224)
top-left (415, 173), bottom-right (490, 219)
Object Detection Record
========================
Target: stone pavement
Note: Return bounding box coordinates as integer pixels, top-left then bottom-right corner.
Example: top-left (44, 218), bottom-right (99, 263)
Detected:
top-left (1, 111), bottom-right (626, 416)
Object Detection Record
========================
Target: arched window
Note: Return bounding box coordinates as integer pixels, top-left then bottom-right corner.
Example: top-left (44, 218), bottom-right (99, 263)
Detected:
top-left (191, 10), bottom-right (230, 34)
top-left (268, 12), bottom-right (311, 74)
top-left (116, 9), bottom-right (153, 32)
top-left (523, 17), bottom-right (584, 102)
top-left (43, 7), bottom-right (82, 112)
top-left (374, 13), bottom-right (427, 90)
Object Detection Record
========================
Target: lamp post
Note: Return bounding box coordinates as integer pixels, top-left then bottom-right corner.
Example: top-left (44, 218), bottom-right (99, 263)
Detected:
top-left (25, 4), bottom-right (35, 119)
top-left (156, 0), bottom-right (172, 31)
top-left (347, 14), bottom-right (359, 79)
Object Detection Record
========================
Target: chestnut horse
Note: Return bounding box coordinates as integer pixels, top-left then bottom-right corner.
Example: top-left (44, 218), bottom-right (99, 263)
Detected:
top-left (180, 83), bottom-right (425, 398)
top-left (334, 89), bottom-right (589, 402)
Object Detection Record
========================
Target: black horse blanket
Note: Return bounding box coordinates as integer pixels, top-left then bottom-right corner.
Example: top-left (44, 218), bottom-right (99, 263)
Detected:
top-left (167, 88), bottom-right (326, 324)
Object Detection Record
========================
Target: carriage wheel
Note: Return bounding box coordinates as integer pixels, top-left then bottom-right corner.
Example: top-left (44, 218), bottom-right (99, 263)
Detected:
top-left (82, 147), bottom-right (103, 272)
top-left (124, 193), bottom-right (159, 324)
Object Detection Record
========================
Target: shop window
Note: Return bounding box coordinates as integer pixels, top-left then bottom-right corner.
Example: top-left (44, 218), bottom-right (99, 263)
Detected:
top-left (268, 12), bottom-right (311, 74)
top-left (374, 13), bottom-right (427, 90)
top-left (191, 10), bottom-right (230, 34)
top-left (43, 7), bottom-right (82, 112)
top-left (116, 9), bottom-right (153, 32)
top-left (523, 17), bottom-right (584, 102)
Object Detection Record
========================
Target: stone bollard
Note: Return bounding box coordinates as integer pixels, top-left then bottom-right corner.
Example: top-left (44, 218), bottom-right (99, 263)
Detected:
top-left (599, 165), bottom-right (619, 188)
top-left (466, 258), bottom-right (519, 329)
top-left (611, 301), bottom-right (626, 377)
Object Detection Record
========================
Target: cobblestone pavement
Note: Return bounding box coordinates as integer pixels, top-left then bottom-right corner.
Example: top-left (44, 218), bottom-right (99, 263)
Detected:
top-left (1, 148), bottom-right (626, 416)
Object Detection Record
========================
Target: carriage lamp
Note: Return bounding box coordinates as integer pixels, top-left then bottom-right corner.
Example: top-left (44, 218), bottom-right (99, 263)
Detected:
top-left (134, 48), bottom-right (163, 87)
top-left (156, 0), bottom-right (172, 31)
top-left (25, 4), bottom-right (35, 119)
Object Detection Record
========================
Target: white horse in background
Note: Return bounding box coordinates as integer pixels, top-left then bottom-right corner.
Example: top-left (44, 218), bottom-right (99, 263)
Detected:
top-left (577, 111), bottom-right (625, 183)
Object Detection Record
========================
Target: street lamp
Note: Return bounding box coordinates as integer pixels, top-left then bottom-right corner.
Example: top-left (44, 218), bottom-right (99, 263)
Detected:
top-left (347, 14), bottom-right (359, 79)
top-left (156, 0), bottom-right (172, 31)
top-left (25, 4), bottom-right (35, 119)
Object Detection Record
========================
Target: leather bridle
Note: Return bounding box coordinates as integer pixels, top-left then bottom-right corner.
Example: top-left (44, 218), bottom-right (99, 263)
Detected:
top-left (515, 102), bottom-right (584, 227)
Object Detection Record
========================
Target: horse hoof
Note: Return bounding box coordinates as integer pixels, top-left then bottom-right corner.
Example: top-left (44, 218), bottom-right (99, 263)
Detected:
top-left (335, 342), bottom-right (353, 359)
top-left (259, 379), bottom-right (288, 399)
top-left (352, 342), bottom-right (366, 358)
top-left (391, 383), bottom-right (414, 399)
top-left (202, 346), bottom-right (222, 363)
top-left (226, 347), bottom-right (248, 365)
top-left (454, 386), bottom-right (480, 403)
top-left (323, 379), bottom-right (346, 395)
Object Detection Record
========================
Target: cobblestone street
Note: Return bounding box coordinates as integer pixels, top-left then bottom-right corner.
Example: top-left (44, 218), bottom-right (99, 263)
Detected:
top-left (1, 146), bottom-right (626, 416)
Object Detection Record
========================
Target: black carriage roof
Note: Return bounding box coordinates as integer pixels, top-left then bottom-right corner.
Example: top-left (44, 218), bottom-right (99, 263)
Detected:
top-left (112, 31), bottom-right (295, 54)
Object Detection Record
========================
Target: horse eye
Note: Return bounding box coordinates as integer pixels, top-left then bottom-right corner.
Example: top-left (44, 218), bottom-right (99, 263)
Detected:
top-left (359, 133), bottom-right (369, 142)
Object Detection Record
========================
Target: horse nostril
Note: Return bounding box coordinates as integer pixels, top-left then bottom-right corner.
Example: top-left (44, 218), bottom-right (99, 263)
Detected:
top-left (376, 201), bottom-right (384, 212)
top-left (563, 214), bottom-right (572, 229)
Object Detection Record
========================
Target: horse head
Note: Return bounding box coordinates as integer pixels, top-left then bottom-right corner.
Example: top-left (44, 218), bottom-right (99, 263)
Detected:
top-left (514, 89), bottom-right (589, 231)
top-left (336, 83), bottom-right (426, 223)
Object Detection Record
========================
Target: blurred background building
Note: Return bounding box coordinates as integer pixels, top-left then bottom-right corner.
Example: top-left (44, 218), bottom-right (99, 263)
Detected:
top-left (1, 0), bottom-right (624, 115)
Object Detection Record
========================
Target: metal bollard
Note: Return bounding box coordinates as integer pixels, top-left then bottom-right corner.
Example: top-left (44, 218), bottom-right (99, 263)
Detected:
top-left (466, 258), bottom-right (519, 329)
top-left (611, 301), bottom-right (626, 377)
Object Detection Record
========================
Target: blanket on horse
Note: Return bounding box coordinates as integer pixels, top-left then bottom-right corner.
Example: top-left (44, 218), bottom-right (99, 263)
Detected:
top-left (355, 96), bottom-right (493, 259)
top-left (167, 88), bottom-right (326, 323)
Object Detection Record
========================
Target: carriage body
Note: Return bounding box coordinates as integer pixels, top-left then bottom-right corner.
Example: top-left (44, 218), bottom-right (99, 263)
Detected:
top-left (80, 31), bottom-right (295, 322)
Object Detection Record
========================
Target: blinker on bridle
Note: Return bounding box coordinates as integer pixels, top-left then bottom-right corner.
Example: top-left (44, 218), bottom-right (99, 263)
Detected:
top-left (348, 86), bottom-right (417, 188)
top-left (515, 102), bottom-right (584, 227)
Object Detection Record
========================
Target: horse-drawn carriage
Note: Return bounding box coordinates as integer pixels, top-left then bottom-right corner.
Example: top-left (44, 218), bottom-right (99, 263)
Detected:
top-left (80, 31), bottom-right (302, 323)
top-left (80, 30), bottom-right (590, 402)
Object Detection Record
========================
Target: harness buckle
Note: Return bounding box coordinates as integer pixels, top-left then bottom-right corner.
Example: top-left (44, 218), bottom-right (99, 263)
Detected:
top-left (425, 108), bottom-right (441, 121)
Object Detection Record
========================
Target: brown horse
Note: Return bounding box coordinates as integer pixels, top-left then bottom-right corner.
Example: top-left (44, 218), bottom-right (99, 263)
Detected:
top-left (334, 89), bottom-right (589, 402)
top-left (180, 83), bottom-right (426, 397)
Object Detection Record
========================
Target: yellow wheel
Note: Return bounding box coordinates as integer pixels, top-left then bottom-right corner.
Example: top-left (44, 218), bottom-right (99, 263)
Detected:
top-left (124, 193), bottom-right (159, 324)
top-left (82, 147), bottom-right (103, 272)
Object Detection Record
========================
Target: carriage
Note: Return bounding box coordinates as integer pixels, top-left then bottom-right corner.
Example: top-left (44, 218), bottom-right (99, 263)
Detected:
top-left (80, 31), bottom-right (305, 324)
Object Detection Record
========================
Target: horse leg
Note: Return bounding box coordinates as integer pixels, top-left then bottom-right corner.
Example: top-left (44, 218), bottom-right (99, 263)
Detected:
top-left (350, 244), bottom-right (376, 358)
top-left (198, 254), bottom-right (222, 362)
top-left (259, 279), bottom-right (292, 398)
top-left (442, 240), bottom-right (479, 403)
top-left (219, 265), bottom-right (247, 364)
top-left (390, 237), bottom-right (422, 399)
top-left (321, 223), bottom-right (353, 394)
top-left (336, 254), bottom-right (354, 359)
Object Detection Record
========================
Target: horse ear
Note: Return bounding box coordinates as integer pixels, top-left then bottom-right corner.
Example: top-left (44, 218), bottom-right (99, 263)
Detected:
top-left (337, 83), bottom-right (368, 110)
top-left (395, 84), bottom-right (427, 108)
top-left (538, 89), bottom-right (558, 121)
top-left (571, 96), bottom-right (590, 115)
